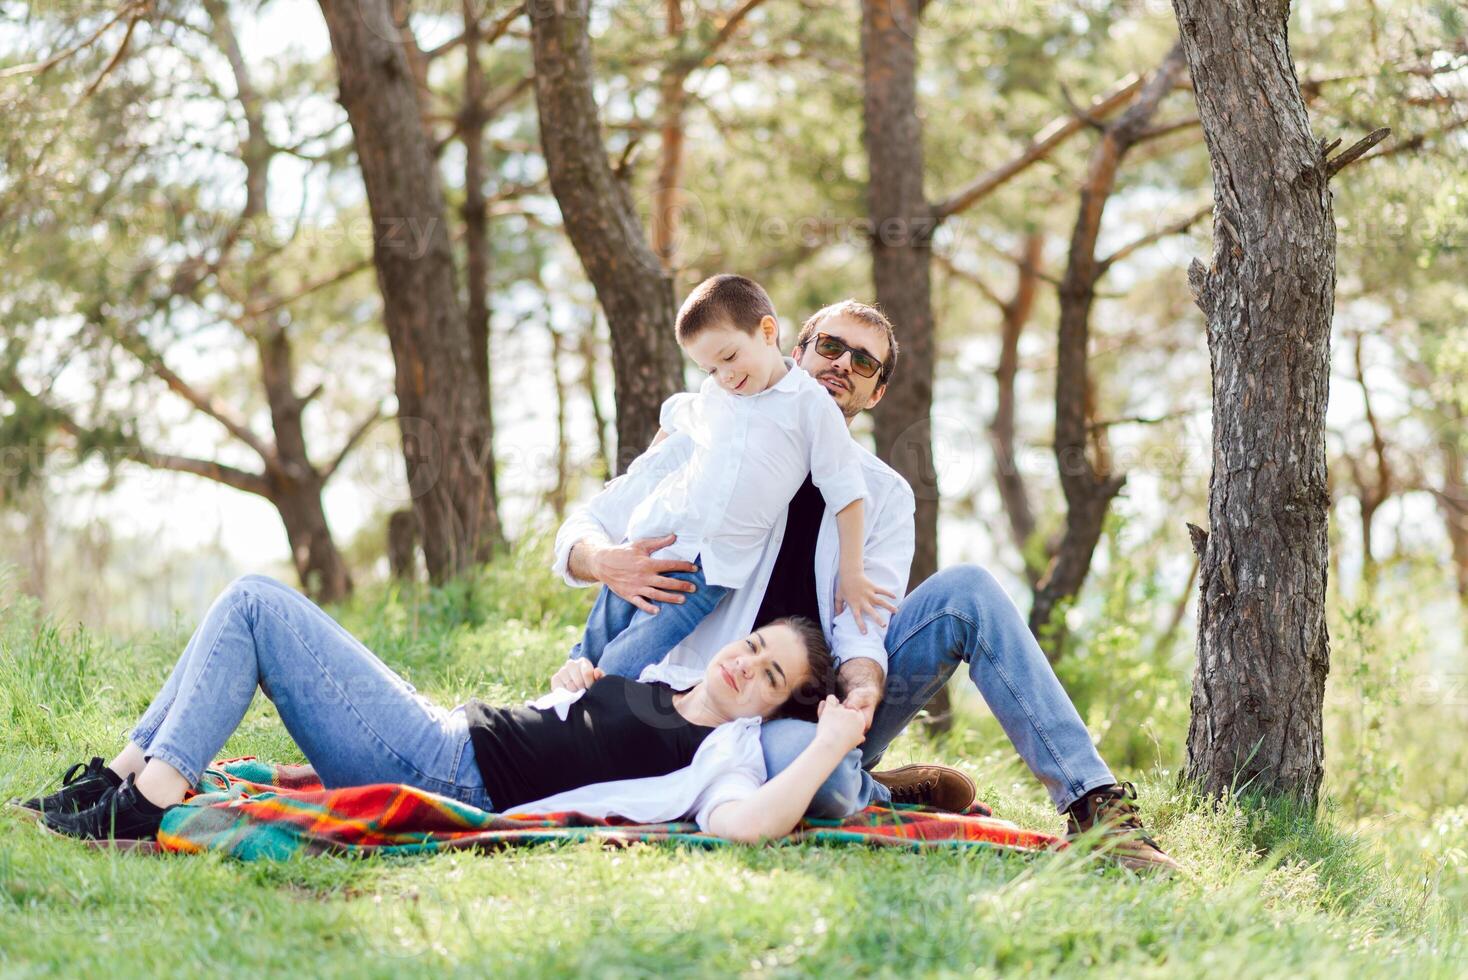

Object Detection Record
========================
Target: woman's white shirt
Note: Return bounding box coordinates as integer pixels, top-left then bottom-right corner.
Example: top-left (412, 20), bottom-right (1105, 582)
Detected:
top-left (509, 663), bottom-right (764, 833)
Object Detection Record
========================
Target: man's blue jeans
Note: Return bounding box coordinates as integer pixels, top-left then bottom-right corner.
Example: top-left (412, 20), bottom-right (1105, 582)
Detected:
top-left (760, 564), bottom-right (1116, 817)
top-left (572, 563), bottom-right (730, 679)
top-left (128, 575), bottom-right (495, 810)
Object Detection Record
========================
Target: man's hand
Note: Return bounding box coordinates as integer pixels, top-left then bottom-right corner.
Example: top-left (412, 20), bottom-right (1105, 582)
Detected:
top-left (551, 658), bottom-right (604, 693)
top-left (573, 534), bottom-right (699, 615)
top-left (835, 657), bottom-right (885, 732)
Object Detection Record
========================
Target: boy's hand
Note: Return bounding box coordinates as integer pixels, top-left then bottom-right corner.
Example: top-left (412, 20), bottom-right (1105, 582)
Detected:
top-left (834, 567), bottom-right (898, 635)
top-left (815, 695), bottom-right (867, 754)
top-left (551, 658), bottom-right (604, 693)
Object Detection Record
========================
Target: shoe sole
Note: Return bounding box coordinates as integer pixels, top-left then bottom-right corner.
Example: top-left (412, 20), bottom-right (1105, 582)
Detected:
top-left (34, 818), bottom-right (161, 854)
top-left (5, 800), bottom-right (44, 824)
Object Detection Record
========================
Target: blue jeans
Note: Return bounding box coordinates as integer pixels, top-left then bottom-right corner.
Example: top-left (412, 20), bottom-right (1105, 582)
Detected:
top-left (129, 575), bottom-right (495, 810)
top-left (571, 563), bottom-right (730, 679)
top-left (760, 564), bottom-right (1116, 817)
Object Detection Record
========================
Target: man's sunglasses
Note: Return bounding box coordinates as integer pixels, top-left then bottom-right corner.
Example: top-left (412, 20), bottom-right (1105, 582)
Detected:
top-left (809, 333), bottom-right (884, 379)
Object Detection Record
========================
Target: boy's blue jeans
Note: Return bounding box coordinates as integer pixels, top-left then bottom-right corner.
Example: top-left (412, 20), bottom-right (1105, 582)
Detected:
top-left (571, 562), bottom-right (730, 679)
top-left (759, 564), bottom-right (1117, 818)
top-left (128, 575), bottom-right (495, 811)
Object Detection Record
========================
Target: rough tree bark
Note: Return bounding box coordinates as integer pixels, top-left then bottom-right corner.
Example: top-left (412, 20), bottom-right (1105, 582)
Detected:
top-left (528, 0), bottom-right (682, 471)
top-left (318, 0), bottom-right (500, 583)
top-left (1172, 0), bottom-right (1337, 805)
top-left (1027, 45), bottom-right (1188, 648)
top-left (861, 0), bottom-right (939, 587)
top-left (861, 0), bottom-right (1150, 589)
top-left (459, 0), bottom-right (506, 559)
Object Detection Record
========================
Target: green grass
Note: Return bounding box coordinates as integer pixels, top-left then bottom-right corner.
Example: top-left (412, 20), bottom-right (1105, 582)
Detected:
top-left (1, 552), bottom-right (1464, 977)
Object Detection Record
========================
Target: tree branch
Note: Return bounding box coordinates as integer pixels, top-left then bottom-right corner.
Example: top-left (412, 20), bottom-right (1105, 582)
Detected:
top-left (241, 259), bottom-right (372, 318)
top-left (107, 329), bottom-right (281, 473)
top-left (0, 2), bottom-right (141, 79)
top-left (932, 73), bottom-right (1146, 222)
top-left (40, 392), bottom-right (273, 498)
top-left (1326, 126), bottom-right (1392, 178)
top-left (320, 406), bottom-right (386, 483)
top-left (1097, 203), bottom-right (1211, 272)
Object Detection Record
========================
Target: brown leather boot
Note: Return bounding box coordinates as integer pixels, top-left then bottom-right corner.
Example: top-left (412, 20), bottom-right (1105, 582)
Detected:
top-left (872, 764), bottom-right (980, 813)
top-left (1066, 782), bottom-right (1181, 872)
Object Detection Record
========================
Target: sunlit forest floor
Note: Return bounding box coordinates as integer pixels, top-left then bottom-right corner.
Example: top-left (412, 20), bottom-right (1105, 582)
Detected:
top-left (2, 548), bottom-right (1464, 977)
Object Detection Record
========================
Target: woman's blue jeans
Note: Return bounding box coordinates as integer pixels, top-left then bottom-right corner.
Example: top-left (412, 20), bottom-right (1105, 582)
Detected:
top-left (128, 575), bottom-right (494, 810)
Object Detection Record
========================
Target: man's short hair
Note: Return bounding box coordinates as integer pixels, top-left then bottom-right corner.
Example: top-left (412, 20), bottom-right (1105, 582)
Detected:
top-left (768, 615), bottom-right (836, 724)
top-left (675, 274), bottom-right (778, 344)
top-left (794, 300), bottom-right (900, 388)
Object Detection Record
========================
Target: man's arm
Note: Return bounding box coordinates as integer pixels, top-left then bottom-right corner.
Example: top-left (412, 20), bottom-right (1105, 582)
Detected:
top-left (567, 533), bottom-right (699, 615)
top-left (552, 431), bottom-right (701, 613)
top-left (836, 656), bottom-right (886, 731)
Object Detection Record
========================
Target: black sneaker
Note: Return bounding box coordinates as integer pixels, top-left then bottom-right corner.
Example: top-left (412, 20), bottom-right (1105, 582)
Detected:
top-left (12, 757), bottom-right (122, 818)
top-left (43, 774), bottom-right (168, 843)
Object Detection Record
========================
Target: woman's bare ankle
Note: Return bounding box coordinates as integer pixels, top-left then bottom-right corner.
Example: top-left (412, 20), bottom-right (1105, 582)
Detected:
top-left (134, 759), bottom-right (191, 808)
top-left (107, 742), bottom-right (147, 781)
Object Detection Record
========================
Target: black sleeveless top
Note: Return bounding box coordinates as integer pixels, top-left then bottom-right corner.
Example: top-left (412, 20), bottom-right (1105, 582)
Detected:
top-left (465, 675), bottom-right (715, 811)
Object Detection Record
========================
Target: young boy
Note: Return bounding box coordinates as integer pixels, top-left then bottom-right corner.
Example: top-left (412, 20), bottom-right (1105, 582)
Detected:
top-left (569, 274), bottom-right (891, 680)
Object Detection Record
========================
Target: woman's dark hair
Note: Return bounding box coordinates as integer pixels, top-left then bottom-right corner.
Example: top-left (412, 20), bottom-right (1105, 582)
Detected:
top-left (766, 615), bottom-right (837, 723)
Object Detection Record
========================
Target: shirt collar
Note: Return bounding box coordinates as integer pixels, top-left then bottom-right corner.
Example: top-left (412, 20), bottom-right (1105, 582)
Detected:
top-left (768, 357), bottom-right (805, 392)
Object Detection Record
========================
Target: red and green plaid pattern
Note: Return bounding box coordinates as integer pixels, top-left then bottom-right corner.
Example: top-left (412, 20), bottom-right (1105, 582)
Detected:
top-left (155, 758), bottom-right (1065, 860)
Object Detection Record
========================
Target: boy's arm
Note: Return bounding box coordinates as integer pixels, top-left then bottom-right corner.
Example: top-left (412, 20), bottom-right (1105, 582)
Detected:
top-left (828, 478), bottom-right (915, 709)
top-left (832, 499), bottom-right (896, 634)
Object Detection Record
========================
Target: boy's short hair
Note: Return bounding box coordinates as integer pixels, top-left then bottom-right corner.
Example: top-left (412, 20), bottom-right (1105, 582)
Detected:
top-left (794, 300), bottom-right (901, 387)
top-left (675, 274), bottom-right (778, 344)
top-left (767, 615), bottom-right (837, 724)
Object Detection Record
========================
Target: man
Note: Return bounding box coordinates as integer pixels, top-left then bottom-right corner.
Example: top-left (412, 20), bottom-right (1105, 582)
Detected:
top-left (555, 300), bottom-right (1176, 869)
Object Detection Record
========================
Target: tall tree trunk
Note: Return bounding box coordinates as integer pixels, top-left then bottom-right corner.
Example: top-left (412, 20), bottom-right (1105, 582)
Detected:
top-left (1173, 0), bottom-right (1335, 806)
top-left (460, 0), bottom-right (506, 560)
top-left (207, 0), bottom-right (354, 602)
top-left (579, 318), bottom-right (612, 482)
top-left (989, 232), bottom-right (1044, 584)
top-left (1435, 434), bottom-right (1468, 605)
top-left (861, 0), bottom-right (938, 588)
top-left (318, 0), bottom-right (499, 583)
top-left (256, 326), bottom-right (354, 603)
top-left (528, 0), bottom-right (682, 471)
top-left (388, 509), bottom-right (418, 581)
top-left (1028, 46), bottom-right (1186, 651)
top-left (653, 0), bottom-right (687, 269)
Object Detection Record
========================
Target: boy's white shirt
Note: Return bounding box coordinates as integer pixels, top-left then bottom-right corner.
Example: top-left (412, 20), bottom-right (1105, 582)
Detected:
top-left (552, 382), bottom-right (916, 676)
top-left (511, 662), bottom-right (763, 833)
top-left (622, 359), bottom-right (869, 590)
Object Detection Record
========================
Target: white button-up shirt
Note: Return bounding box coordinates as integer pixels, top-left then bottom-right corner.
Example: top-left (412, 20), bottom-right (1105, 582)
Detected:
top-left (624, 360), bottom-right (869, 590)
top-left (513, 663), bottom-right (764, 832)
top-left (553, 393), bottom-right (916, 675)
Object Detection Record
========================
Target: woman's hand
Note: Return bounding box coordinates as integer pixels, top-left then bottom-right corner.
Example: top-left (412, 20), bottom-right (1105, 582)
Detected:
top-left (833, 566), bottom-right (897, 635)
top-left (551, 658), bottom-right (604, 693)
top-left (815, 695), bottom-right (867, 754)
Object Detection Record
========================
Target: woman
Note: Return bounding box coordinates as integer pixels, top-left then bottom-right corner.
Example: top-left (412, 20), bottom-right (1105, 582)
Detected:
top-left (19, 574), bottom-right (866, 844)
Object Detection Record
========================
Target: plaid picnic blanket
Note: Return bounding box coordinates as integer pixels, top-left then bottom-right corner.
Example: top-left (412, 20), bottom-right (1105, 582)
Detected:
top-left (155, 757), bottom-right (1066, 861)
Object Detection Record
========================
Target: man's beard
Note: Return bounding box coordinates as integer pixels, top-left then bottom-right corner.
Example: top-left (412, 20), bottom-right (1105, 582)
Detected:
top-left (817, 370), bottom-right (861, 419)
